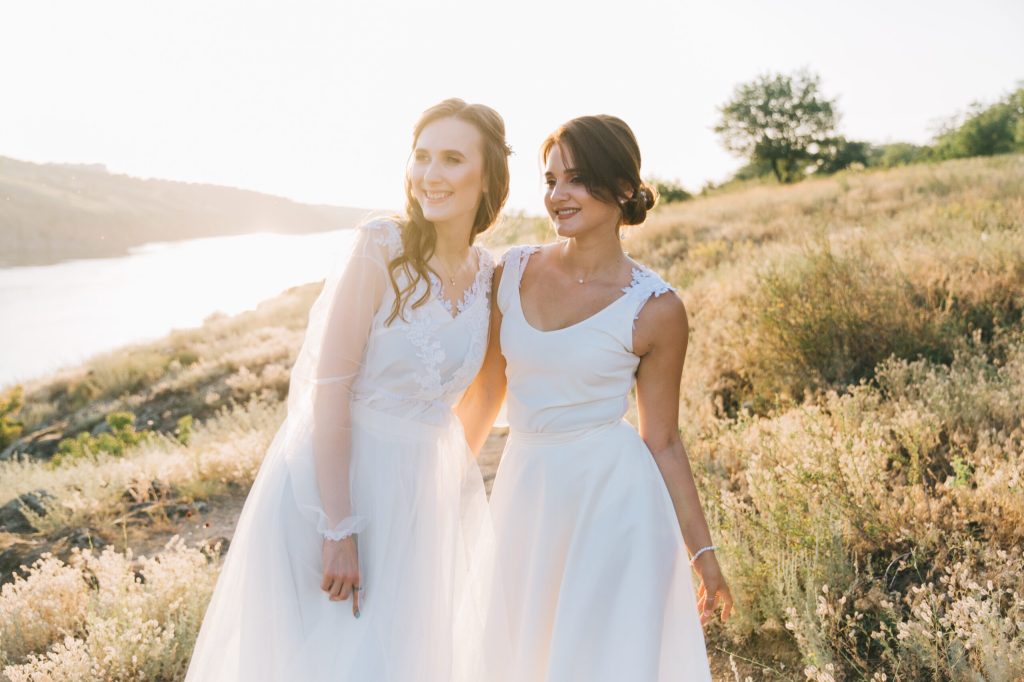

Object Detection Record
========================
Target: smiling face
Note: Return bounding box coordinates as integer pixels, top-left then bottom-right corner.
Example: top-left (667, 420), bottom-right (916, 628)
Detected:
top-left (544, 144), bottom-right (623, 239)
top-left (408, 116), bottom-right (486, 230)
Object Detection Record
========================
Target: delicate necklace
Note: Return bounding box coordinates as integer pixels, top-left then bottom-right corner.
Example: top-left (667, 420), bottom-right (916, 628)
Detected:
top-left (433, 251), bottom-right (471, 286)
top-left (562, 244), bottom-right (621, 285)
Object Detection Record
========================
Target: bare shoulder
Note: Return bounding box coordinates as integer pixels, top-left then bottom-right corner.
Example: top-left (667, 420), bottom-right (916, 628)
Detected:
top-left (633, 286), bottom-right (689, 357)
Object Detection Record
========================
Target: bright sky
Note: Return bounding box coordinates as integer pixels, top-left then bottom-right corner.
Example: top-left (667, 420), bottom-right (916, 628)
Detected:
top-left (2, 0), bottom-right (1022, 215)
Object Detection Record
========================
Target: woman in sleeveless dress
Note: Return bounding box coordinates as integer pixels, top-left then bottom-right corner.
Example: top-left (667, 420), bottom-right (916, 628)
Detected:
top-left (185, 98), bottom-right (512, 681)
top-left (462, 115), bottom-right (733, 681)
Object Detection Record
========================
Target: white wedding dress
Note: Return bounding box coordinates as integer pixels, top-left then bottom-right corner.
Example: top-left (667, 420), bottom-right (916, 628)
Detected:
top-left (486, 245), bottom-right (712, 681)
top-left (186, 219), bottom-right (502, 681)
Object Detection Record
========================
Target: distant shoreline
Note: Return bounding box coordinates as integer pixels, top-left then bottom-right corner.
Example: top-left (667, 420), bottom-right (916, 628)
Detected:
top-left (0, 154), bottom-right (378, 268)
top-left (0, 224), bottom-right (360, 269)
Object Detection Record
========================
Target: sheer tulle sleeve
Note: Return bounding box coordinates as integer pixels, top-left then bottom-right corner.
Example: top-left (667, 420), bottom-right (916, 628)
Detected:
top-left (284, 220), bottom-right (396, 541)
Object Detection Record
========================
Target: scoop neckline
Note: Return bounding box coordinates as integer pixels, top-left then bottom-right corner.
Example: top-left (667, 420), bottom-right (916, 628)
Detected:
top-left (514, 246), bottom-right (645, 334)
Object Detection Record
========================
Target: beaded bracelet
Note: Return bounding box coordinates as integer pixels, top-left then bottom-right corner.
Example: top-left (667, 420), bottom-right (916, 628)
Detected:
top-left (690, 545), bottom-right (717, 565)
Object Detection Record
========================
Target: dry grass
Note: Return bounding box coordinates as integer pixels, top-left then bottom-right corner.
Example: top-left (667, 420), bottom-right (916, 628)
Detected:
top-left (1, 540), bottom-right (219, 679)
top-left (1, 155), bottom-right (1021, 680)
top-left (622, 155), bottom-right (1024, 680)
top-left (0, 398), bottom-right (283, 537)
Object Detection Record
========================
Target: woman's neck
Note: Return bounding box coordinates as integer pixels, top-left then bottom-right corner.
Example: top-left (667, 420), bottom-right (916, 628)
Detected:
top-left (560, 224), bottom-right (626, 280)
top-left (432, 216), bottom-right (474, 264)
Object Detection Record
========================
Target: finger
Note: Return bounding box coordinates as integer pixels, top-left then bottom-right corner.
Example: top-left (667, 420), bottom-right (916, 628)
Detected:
top-left (321, 573), bottom-right (332, 592)
top-left (703, 592), bottom-right (718, 621)
top-left (721, 591), bottom-right (734, 622)
top-left (352, 585), bottom-right (361, 618)
top-left (329, 578), bottom-right (345, 600)
top-left (338, 580), bottom-right (353, 601)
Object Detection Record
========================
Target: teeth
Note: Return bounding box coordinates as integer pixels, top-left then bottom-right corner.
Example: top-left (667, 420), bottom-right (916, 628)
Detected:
top-left (556, 208), bottom-right (579, 217)
top-left (425, 191), bottom-right (452, 200)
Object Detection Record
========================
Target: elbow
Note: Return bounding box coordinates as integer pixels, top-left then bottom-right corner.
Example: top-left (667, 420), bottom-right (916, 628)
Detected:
top-left (644, 432), bottom-right (684, 462)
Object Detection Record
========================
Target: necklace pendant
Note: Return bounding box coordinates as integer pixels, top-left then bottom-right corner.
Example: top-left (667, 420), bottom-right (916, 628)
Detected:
top-left (577, 278), bottom-right (584, 284)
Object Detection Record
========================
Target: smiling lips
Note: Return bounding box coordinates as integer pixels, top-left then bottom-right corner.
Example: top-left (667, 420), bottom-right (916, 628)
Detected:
top-left (423, 190), bottom-right (453, 203)
top-left (554, 208), bottom-right (580, 219)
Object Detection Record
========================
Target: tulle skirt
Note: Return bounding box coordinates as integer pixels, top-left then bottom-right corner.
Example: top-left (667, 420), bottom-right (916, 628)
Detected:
top-left (485, 420), bottom-right (712, 682)
top-left (186, 402), bottom-right (502, 681)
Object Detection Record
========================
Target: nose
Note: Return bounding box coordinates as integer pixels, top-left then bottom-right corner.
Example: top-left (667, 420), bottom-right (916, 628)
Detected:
top-left (549, 179), bottom-right (569, 202)
top-left (423, 158), bottom-right (443, 185)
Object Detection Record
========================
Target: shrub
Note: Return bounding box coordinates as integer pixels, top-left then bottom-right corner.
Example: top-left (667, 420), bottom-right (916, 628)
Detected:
top-left (51, 412), bottom-right (149, 467)
top-left (647, 177), bottom-right (692, 203)
top-left (738, 244), bottom-right (955, 408)
top-left (697, 339), bottom-right (1024, 678)
top-left (1, 540), bottom-right (219, 679)
top-left (175, 415), bottom-right (194, 446)
top-left (1, 385), bottom-right (25, 448)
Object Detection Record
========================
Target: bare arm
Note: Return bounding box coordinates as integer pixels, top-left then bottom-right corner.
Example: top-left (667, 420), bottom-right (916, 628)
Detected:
top-left (456, 264), bottom-right (507, 456)
top-left (633, 292), bottom-right (733, 625)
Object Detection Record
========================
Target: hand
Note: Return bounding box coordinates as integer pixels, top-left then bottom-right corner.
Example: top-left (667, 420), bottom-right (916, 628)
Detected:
top-left (693, 552), bottom-right (733, 626)
top-left (321, 535), bottom-right (363, 618)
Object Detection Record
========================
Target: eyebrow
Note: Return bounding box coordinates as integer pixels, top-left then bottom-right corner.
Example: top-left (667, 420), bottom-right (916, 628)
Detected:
top-left (544, 167), bottom-right (580, 177)
top-left (415, 147), bottom-right (466, 156)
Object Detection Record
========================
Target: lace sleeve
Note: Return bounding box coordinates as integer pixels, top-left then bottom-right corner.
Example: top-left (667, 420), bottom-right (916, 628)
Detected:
top-left (284, 220), bottom-right (395, 540)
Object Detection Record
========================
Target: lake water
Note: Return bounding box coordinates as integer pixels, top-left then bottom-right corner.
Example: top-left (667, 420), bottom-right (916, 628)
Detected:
top-left (0, 230), bottom-right (356, 388)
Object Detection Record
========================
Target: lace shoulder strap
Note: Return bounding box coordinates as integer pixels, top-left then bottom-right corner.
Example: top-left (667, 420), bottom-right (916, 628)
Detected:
top-left (358, 218), bottom-right (403, 260)
top-left (496, 245), bottom-right (540, 314)
top-left (622, 267), bottom-right (676, 328)
top-left (477, 246), bottom-right (496, 283)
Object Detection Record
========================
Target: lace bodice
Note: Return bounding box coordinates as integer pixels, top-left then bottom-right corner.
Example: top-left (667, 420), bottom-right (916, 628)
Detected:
top-left (497, 244), bottom-right (675, 434)
top-left (351, 220), bottom-right (494, 424)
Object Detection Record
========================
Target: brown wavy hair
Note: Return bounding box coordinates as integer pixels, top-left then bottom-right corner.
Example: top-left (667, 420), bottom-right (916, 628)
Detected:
top-left (386, 98), bottom-right (511, 324)
top-left (541, 115), bottom-right (657, 227)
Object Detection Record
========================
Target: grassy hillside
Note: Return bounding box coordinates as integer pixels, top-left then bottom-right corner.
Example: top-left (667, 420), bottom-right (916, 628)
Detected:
top-left (0, 156), bottom-right (373, 266)
top-left (0, 157), bottom-right (1022, 680)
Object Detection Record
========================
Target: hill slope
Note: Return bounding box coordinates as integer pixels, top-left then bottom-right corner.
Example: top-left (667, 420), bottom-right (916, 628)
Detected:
top-left (0, 156), bottom-right (373, 266)
top-left (0, 155), bottom-right (1021, 680)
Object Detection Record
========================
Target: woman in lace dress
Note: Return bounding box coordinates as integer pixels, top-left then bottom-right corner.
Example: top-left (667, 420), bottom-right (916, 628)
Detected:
top-left (185, 98), bottom-right (511, 681)
top-left (462, 115), bottom-right (733, 681)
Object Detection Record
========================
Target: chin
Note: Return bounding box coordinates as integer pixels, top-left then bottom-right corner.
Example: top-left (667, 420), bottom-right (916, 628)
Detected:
top-left (551, 219), bottom-right (587, 239)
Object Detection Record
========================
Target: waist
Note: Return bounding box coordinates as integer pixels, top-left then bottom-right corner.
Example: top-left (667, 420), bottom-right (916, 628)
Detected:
top-left (507, 418), bottom-right (625, 445)
top-left (351, 395), bottom-right (454, 436)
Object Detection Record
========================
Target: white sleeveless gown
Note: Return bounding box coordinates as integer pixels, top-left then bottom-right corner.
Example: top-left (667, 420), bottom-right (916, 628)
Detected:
top-left (487, 245), bottom-right (712, 681)
top-left (186, 221), bottom-right (502, 681)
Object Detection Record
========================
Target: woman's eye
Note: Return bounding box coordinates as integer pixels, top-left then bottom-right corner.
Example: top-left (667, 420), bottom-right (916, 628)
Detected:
top-left (446, 156), bottom-right (461, 164)
top-left (570, 176), bottom-right (584, 184)
top-left (545, 179), bottom-right (556, 188)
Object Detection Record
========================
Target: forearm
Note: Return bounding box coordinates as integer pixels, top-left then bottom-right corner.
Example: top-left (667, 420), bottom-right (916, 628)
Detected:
top-left (312, 389), bottom-right (355, 526)
top-left (456, 378), bottom-right (506, 456)
top-left (648, 438), bottom-right (714, 555)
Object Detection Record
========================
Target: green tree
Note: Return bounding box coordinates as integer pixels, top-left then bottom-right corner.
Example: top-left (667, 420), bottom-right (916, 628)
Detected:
top-left (875, 142), bottom-right (933, 168)
top-left (715, 70), bottom-right (838, 183)
top-left (934, 87), bottom-right (1024, 159)
top-left (646, 177), bottom-right (692, 203)
top-left (811, 137), bottom-right (877, 174)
